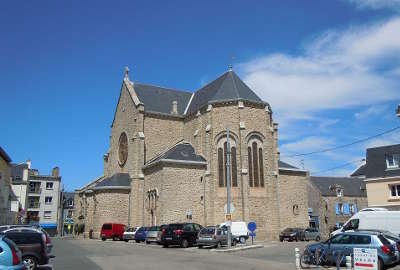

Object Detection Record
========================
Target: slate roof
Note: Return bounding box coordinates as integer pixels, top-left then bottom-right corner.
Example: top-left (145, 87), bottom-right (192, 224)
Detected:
top-left (144, 142), bottom-right (207, 169)
top-left (11, 163), bottom-right (28, 182)
top-left (310, 176), bottom-right (366, 197)
top-left (93, 173), bottom-right (131, 189)
top-left (133, 83), bottom-right (192, 116)
top-left (365, 144), bottom-right (400, 179)
top-left (350, 164), bottom-right (366, 177)
top-left (278, 160), bottom-right (300, 170)
top-left (186, 71), bottom-right (266, 115)
top-left (0, 147), bottom-right (11, 163)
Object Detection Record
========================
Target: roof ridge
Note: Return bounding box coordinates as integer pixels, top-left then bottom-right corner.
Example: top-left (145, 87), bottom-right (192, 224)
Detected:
top-left (229, 71), bottom-right (240, 99)
top-left (134, 82), bottom-right (192, 94)
top-left (195, 71), bottom-right (230, 93)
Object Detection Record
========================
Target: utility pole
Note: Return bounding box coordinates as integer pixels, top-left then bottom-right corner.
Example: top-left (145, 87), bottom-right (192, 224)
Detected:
top-left (226, 126), bottom-right (232, 248)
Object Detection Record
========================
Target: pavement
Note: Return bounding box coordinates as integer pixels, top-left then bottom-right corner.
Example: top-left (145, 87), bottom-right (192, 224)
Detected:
top-left (46, 238), bottom-right (400, 270)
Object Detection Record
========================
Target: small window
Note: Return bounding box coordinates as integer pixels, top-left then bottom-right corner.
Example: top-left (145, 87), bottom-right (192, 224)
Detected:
top-left (46, 182), bottom-right (54, 190)
top-left (44, 211), bottom-right (52, 219)
top-left (45, 197), bottom-right (53, 204)
top-left (386, 154), bottom-right (400, 169)
top-left (390, 185), bottom-right (400, 197)
top-left (68, 200), bottom-right (74, 207)
top-left (336, 188), bottom-right (343, 197)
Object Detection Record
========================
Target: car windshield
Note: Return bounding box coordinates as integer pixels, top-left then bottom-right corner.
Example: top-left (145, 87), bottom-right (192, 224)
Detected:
top-left (284, 228), bottom-right (295, 232)
top-left (150, 226), bottom-right (160, 231)
top-left (102, 224), bottom-right (112, 230)
top-left (200, 227), bottom-right (216, 234)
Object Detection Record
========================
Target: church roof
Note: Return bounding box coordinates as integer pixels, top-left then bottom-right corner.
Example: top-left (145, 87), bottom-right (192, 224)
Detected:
top-left (278, 160), bottom-right (300, 170)
top-left (133, 83), bottom-right (192, 116)
top-left (186, 70), bottom-right (266, 115)
top-left (129, 70), bottom-right (267, 117)
top-left (143, 142), bottom-right (207, 169)
top-left (92, 173), bottom-right (131, 190)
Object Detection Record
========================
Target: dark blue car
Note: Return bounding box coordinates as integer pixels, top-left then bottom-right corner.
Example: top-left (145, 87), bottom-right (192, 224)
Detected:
top-left (134, 227), bottom-right (149, 243)
top-left (301, 231), bottom-right (398, 270)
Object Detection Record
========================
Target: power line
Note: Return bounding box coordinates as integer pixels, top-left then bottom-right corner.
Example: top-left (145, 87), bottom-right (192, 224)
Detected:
top-left (311, 158), bottom-right (365, 175)
top-left (282, 126), bottom-right (400, 158)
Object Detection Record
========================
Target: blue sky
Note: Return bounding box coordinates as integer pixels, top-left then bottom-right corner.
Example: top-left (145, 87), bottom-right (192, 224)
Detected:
top-left (1, 0), bottom-right (400, 191)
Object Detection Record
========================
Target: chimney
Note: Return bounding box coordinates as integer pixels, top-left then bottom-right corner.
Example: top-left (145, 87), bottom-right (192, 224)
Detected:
top-left (171, 100), bottom-right (178, 115)
top-left (52, 166), bottom-right (60, 177)
top-left (26, 159), bottom-right (31, 169)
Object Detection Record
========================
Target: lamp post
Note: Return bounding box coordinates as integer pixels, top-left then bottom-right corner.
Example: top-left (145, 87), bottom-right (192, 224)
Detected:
top-left (226, 126), bottom-right (232, 248)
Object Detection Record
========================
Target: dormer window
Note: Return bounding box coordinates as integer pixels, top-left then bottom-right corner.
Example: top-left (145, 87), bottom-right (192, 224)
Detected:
top-left (336, 188), bottom-right (343, 197)
top-left (386, 154), bottom-right (400, 169)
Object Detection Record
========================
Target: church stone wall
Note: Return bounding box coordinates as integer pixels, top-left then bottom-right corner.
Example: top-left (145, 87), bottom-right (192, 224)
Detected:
top-left (277, 170), bottom-right (310, 232)
top-left (144, 115), bottom-right (184, 161)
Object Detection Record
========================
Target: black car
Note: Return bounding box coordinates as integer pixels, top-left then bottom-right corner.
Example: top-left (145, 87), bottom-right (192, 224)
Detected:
top-left (279, 228), bottom-right (304, 242)
top-left (1, 230), bottom-right (53, 270)
top-left (160, 223), bottom-right (202, 248)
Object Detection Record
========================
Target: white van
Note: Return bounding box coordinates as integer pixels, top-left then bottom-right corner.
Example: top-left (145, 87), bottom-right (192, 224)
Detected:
top-left (219, 221), bottom-right (249, 243)
top-left (331, 211), bottom-right (400, 237)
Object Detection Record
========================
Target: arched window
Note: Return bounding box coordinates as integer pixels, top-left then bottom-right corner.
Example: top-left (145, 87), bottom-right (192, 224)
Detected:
top-left (217, 137), bottom-right (238, 187)
top-left (248, 137), bottom-right (264, 188)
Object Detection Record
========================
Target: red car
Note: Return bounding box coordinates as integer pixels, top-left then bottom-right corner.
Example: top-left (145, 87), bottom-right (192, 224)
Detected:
top-left (101, 223), bottom-right (126, 241)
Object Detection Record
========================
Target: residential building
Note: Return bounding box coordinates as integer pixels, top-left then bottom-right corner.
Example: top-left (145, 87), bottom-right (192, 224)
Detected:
top-left (353, 144), bottom-right (400, 210)
top-left (308, 176), bottom-right (368, 238)
top-left (10, 161), bottom-right (30, 223)
top-left (61, 192), bottom-right (74, 236)
top-left (74, 68), bottom-right (310, 240)
top-left (0, 147), bottom-right (17, 224)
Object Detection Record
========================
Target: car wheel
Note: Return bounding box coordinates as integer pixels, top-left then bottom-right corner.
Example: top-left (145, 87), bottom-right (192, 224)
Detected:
top-left (198, 245), bottom-right (203, 249)
top-left (232, 239), bottom-right (237, 246)
top-left (146, 241), bottom-right (150, 244)
top-left (280, 238), bottom-right (283, 242)
top-left (102, 238), bottom-right (106, 241)
top-left (124, 239), bottom-right (128, 242)
top-left (181, 239), bottom-right (189, 248)
top-left (378, 258), bottom-right (384, 270)
top-left (316, 236), bottom-right (321, 242)
top-left (23, 256), bottom-right (38, 270)
top-left (135, 240), bottom-right (140, 243)
top-left (163, 244), bottom-right (169, 248)
top-left (239, 236), bottom-right (246, 244)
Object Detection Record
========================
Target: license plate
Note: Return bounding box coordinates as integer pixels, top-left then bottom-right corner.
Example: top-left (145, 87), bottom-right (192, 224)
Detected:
top-left (165, 237), bottom-right (172, 240)
top-left (200, 237), bottom-right (212, 240)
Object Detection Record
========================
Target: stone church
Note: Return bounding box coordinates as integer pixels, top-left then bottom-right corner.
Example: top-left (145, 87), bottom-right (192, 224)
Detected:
top-left (74, 67), bottom-right (310, 240)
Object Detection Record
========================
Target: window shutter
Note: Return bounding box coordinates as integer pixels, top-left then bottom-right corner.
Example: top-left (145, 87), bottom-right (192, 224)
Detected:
top-left (335, 203), bottom-right (340, 215)
top-left (343, 203), bottom-right (350, 215)
top-left (354, 204), bottom-right (358, 213)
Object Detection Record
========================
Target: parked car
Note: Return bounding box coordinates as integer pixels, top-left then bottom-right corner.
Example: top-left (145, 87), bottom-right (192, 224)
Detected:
top-left (134, 227), bottom-right (150, 243)
top-left (123, 227), bottom-right (138, 242)
top-left (1, 230), bottom-right (53, 270)
top-left (331, 211), bottom-right (400, 237)
top-left (303, 228), bottom-right (321, 241)
top-left (146, 226), bottom-right (162, 244)
top-left (160, 223), bottom-right (202, 248)
top-left (156, 225), bottom-right (167, 244)
top-left (219, 222), bottom-right (248, 244)
top-left (2, 227), bottom-right (53, 254)
top-left (101, 223), bottom-right (126, 241)
top-left (197, 226), bottom-right (236, 248)
top-left (0, 235), bottom-right (24, 270)
top-left (303, 231), bottom-right (398, 270)
top-left (279, 228), bottom-right (304, 242)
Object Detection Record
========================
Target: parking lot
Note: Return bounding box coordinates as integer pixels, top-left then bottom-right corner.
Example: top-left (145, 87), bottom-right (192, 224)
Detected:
top-left (50, 238), bottom-right (309, 270)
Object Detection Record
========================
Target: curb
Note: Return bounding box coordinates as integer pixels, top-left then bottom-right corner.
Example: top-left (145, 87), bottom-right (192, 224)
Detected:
top-left (210, 244), bottom-right (264, 253)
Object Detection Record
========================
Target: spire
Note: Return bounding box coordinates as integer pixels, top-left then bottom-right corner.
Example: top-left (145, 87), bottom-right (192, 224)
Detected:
top-left (124, 66), bottom-right (130, 80)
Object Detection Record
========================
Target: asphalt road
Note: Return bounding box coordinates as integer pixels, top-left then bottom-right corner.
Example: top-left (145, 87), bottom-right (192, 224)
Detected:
top-left (50, 238), bottom-right (304, 270)
top-left (49, 238), bottom-right (400, 270)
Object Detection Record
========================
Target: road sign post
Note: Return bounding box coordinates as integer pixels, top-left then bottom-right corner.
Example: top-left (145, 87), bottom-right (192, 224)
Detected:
top-left (248, 222), bottom-right (256, 245)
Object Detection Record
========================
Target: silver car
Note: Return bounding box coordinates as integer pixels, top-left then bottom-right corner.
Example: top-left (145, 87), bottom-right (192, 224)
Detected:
top-left (145, 226), bottom-right (161, 244)
top-left (303, 228), bottom-right (321, 241)
top-left (197, 226), bottom-right (236, 248)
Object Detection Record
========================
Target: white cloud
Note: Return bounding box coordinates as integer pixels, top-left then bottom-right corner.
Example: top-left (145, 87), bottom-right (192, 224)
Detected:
top-left (238, 17), bottom-right (400, 122)
top-left (347, 0), bottom-right (400, 10)
top-left (354, 105), bottom-right (387, 119)
top-left (280, 136), bottom-right (335, 154)
top-left (363, 130), bottom-right (400, 149)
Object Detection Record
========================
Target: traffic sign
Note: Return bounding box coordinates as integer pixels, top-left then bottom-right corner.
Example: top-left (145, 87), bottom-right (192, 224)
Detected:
top-left (248, 221), bottom-right (257, 232)
top-left (249, 232), bottom-right (256, 237)
top-left (354, 248), bottom-right (378, 270)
